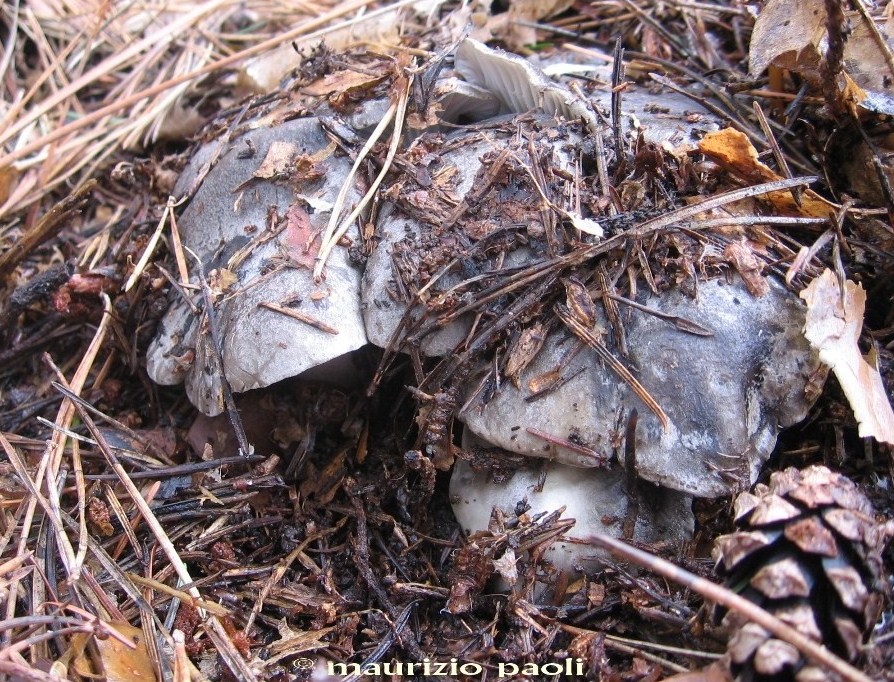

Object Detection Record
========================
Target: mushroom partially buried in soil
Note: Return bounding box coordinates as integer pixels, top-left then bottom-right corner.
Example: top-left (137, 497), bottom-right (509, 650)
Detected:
top-left (360, 40), bottom-right (829, 579)
top-left (147, 115), bottom-right (370, 416)
top-left (147, 38), bottom-right (829, 585)
top-left (448, 274), bottom-right (826, 581)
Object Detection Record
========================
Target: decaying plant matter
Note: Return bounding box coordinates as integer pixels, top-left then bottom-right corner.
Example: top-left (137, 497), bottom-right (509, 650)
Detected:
top-left (0, 1), bottom-right (893, 681)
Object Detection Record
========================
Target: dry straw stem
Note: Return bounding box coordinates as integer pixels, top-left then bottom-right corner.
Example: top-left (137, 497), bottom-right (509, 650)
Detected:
top-left (0, 0), bottom-right (423, 220)
top-left (50, 378), bottom-right (197, 593)
top-left (556, 304), bottom-right (670, 429)
top-left (630, 176), bottom-right (820, 237)
top-left (71, 439), bottom-right (88, 581)
top-left (314, 71), bottom-right (413, 281)
top-left (124, 194), bottom-right (186, 292)
top-left (55, 376), bottom-right (259, 682)
top-left (0, 178), bottom-right (96, 279)
top-left (0, 552), bottom-right (31, 579)
top-left (126, 574), bottom-right (230, 618)
top-left (588, 534), bottom-right (874, 682)
top-left (0, 292), bottom-right (112, 644)
top-left (0, 432), bottom-right (77, 576)
top-left (594, 634), bottom-right (690, 674)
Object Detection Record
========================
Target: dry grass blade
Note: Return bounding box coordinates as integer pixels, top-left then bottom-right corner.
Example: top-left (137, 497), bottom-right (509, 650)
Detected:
top-left (588, 534), bottom-right (873, 682)
top-left (606, 634), bottom-right (722, 660)
top-left (53, 376), bottom-right (256, 681)
top-left (314, 71), bottom-right (413, 281)
top-left (752, 101), bottom-right (801, 206)
top-left (560, 618), bottom-right (721, 672)
top-left (52, 379), bottom-right (199, 592)
top-left (1, 2), bottom-right (891, 680)
top-left (315, 101), bottom-right (396, 280)
top-left (631, 176), bottom-right (821, 238)
top-left (173, 630), bottom-right (193, 682)
top-left (189, 249), bottom-right (250, 454)
top-left (0, 658), bottom-right (70, 682)
top-left (604, 634), bottom-right (689, 673)
top-left (0, 553), bottom-right (31, 579)
top-left (1, 293), bottom-right (112, 644)
top-left (205, 617), bottom-right (259, 682)
top-left (0, 0), bottom-right (423, 220)
top-left (0, 433), bottom-right (76, 576)
top-left (605, 293), bottom-right (714, 337)
top-left (126, 574), bottom-right (230, 617)
top-left (0, 0), bottom-right (20, 85)
top-left (56, 508), bottom-right (158, 617)
top-left (0, 0), bottom-right (233, 146)
top-left (259, 301), bottom-right (339, 334)
top-left (125, 195), bottom-right (186, 292)
top-left (70, 440), bottom-right (88, 581)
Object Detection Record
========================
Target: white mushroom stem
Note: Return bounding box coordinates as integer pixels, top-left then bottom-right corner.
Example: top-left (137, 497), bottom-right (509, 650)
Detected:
top-left (450, 452), bottom-right (694, 577)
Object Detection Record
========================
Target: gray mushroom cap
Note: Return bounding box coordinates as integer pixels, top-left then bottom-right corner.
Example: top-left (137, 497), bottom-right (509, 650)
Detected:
top-left (359, 40), bottom-right (826, 499)
top-left (146, 39), bottom-right (828, 505)
top-left (146, 117), bottom-right (368, 416)
top-left (459, 276), bottom-right (827, 498)
top-left (361, 116), bottom-right (582, 356)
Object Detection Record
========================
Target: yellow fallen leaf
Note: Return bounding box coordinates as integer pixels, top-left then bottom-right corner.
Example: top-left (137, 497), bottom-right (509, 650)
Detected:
top-left (698, 128), bottom-right (837, 218)
top-left (66, 622), bottom-right (156, 682)
top-left (95, 623), bottom-right (157, 682)
top-left (800, 269), bottom-right (894, 444)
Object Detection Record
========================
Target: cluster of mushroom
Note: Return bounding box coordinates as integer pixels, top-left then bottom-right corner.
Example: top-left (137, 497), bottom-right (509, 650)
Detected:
top-left (148, 39), bottom-right (826, 579)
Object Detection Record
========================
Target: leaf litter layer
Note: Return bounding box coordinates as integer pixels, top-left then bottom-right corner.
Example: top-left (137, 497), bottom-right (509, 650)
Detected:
top-left (1, 1), bottom-right (894, 681)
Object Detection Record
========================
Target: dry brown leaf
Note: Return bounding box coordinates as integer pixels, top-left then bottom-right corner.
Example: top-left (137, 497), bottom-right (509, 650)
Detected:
top-left (564, 278), bottom-right (598, 327)
top-left (698, 128), bottom-right (836, 218)
top-left (724, 240), bottom-right (770, 297)
top-left (527, 368), bottom-right (562, 395)
top-left (301, 69), bottom-right (386, 97)
top-left (69, 622), bottom-right (156, 682)
top-left (87, 497), bottom-right (115, 537)
top-left (96, 623), bottom-right (157, 682)
top-left (505, 322), bottom-right (547, 387)
top-left (283, 203), bottom-right (320, 270)
top-left (492, 548), bottom-right (519, 586)
top-left (841, 13), bottom-right (894, 114)
top-left (749, 0), bottom-right (894, 114)
top-left (800, 269), bottom-right (894, 444)
top-left (748, 0), bottom-right (826, 78)
top-left (0, 166), bottom-right (16, 206)
top-left (253, 141), bottom-right (297, 180)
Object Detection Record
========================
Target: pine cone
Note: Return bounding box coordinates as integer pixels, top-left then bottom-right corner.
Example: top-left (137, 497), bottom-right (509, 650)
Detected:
top-left (713, 465), bottom-right (891, 681)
